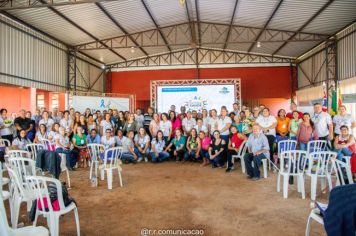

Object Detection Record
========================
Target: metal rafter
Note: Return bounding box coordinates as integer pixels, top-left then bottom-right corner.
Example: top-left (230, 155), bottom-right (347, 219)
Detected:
top-left (223, 0), bottom-right (239, 49)
top-left (95, 2), bottom-right (148, 56)
top-left (75, 22), bottom-right (329, 51)
top-left (140, 0), bottom-right (171, 52)
top-left (247, 0), bottom-right (284, 52)
top-left (184, 0), bottom-right (196, 46)
top-left (40, 1), bottom-right (126, 61)
top-left (108, 47), bottom-right (292, 69)
top-left (0, 0), bottom-right (118, 10)
top-left (272, 0), bottom-right (335, 56)
top-left (195, 0), bottom-right (201, 46)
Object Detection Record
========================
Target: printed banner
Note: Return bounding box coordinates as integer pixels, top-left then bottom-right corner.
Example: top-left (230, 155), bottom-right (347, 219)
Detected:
top-left (72, 96), bottom-right (130, 113)
top-left (157, 85), bottom-right (236, 113)
top-left (342, 93), bottom-right (356, 103)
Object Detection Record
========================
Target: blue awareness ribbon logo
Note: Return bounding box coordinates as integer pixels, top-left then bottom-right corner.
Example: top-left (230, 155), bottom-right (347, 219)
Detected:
top-left (100, 99), bottom-right (105, 108)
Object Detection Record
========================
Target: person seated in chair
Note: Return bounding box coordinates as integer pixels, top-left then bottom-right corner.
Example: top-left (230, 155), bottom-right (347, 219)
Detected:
top-left (226, 126), bottom-right (247, 172)
top-left (243, 125), bottom-right (270, 181)
top-left (334, 125), bottom-right (355, 161)
top-left (12, 129), bottom-right (31, 150)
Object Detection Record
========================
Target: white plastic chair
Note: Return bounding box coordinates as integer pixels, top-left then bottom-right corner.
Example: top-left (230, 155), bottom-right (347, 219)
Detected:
top-left (25, 144), bottom-right (45, 161)
top-left (41, 139), bottom-right (55, 151)
top-left (307, 140), bottom-right (327, 155)
top-left (26, 176), bottom-right (80, 236)
top-left (305, 207), bottom-right (324, 236)
top-left (278, 140), bottom-right (297, 157)
top-left (231, 141), bottom-right (248, 173)
top-left (100, 147), bottom-right (123, 189)
top-left (57, 153), bottom-right (71, 188)
top-left (332, 159), bottom-right (354, 187)
top-left (277, 150), bottom-right (307, 199)
top-left (0, 173), bottom-right (49, 236)
top-left (306, 151), bottom-right (336, 200)
top-left (87, 144), bottom-right (105, 180)
top-left (0, 139), bottom-right (11, 147)
top-left (6, 167), bottom-right (36, 228)
top-left (7, 150), bottom-right (31, 159)
top-left (1, 162), bottom-right (12, 219)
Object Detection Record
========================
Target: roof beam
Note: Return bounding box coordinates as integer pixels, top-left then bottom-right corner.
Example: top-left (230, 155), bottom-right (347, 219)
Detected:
top-left (195, 0), bottom-right (201, 46)
top-left (272, 0), bottom-right (335, 56)
top-left (247, 0), bottom-right (284, 52)
top-left (95, 2), bottom-right (148, 56)
top-left (184, 0), bottom-right (196, 46)
top-left (223, 0), bottom-right (239, 49)
top-left (75, 22), bottom-right (328, 51)
top-left (140, 0), bottom-right (171, 52)
top-left (40, 0), bottom-right (126, 61)
top-left (0, 0), bottom-right (118, 11)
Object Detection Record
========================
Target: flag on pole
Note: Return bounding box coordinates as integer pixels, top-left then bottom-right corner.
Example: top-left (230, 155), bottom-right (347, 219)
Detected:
top-left (322, 85), bottom-right (328, 112)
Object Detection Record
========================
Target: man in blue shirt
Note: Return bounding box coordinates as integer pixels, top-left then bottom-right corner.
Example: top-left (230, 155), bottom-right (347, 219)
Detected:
top-left (87, 129), bottom-right (100, 144)
top-left (244, 125), bottom-right (270, 180)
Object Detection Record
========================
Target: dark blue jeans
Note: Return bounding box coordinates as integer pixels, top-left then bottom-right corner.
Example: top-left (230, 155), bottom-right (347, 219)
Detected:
top-left (243, 153), bottom-right (266, 178)
top-left (184, 150), bottom-right (201, 161)
top-left (150, 151), bottom-right (170, 162)
top-left (55, 148), bottom-right (76, 169)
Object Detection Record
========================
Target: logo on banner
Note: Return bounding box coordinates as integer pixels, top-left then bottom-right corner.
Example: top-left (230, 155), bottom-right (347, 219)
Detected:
top-left (219, 87), bottom-right (230, 94)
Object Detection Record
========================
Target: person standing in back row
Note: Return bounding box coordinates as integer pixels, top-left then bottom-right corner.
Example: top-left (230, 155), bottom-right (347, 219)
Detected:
top-left (312, 103), bottom-right (333, 143)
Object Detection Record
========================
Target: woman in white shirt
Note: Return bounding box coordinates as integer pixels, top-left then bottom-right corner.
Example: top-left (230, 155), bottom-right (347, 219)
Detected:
top-left (149, 130), bottom-right (170, 163)
top-left (34, 124), bottom-right (49, 144)
top-left (39, 111), bottom-right (54, 131)
top-left (159, 113), bottom-right (172, 142)
top-left (60, 110), bottom-right (73, 137)
top-left (218, 106), bottom-right (232, 143)
top-left (100, 113), bottom-right (113, 136)
top-left (208, 109), bottom-right (219, 138)
top-left (134, 127), bottom-right (151, 162)
top-left (55, 127), bottom-right (76, 170)
top-left (12, 129), bottom-right (31, 150)
top-left (101, 128), bottom-right (116, 150)
top-left (0, 108), bottom-right (14, 143)
top-left (255, 108), bottom-right (277, 159)
top-left (149, 113), bottom-right (160, 138)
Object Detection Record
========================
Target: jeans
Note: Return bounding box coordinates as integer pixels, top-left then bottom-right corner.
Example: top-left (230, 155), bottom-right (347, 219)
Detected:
top-left (336, 148), bottom-right (353, 161)
top-left (227, 149), bottom-right (238, 169)
top-left (134, 147), bottom-right (150, 158)
top-left (56, 148), bottom-right (76, 169)
top-left (210, 153), bottom-right (223, 167)
top-left (184, 150), bottom-right (200, 161)
top-left (299, 142), bottom-right (308, 151)
top-left (243, 153), bottom-right (266, 178)
top-left (200, 149), bottom-right (210, 160)
top-left (150, 151), bottom-right (170, 162)
top-left (121, 152), bottom-right (136, 163)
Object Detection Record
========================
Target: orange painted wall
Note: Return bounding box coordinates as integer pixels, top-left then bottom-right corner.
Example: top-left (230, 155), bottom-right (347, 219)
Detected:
top-left (109, 66), bottom-right (293, 116)
top-left (0, 86), bottom-right (32, 114)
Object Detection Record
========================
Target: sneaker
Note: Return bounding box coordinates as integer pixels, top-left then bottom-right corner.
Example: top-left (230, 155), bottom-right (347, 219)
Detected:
top-left (225, 168), bottom-right (233, 173)
top-left (144, 157), bottom-right (148, 162)
top-left (246, 176), bottom-right (253, 179)
top-left (137, 157), bottom-right (143, 163)
top-left (252, 177), bottom-right (260, 181)
top-left (212, 164), bottom-right (217, 169)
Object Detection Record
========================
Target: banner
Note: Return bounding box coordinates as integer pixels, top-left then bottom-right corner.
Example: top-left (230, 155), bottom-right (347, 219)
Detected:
top-left (156, 84), bottom-right (236, 113)
top-left (342, 93), bottom-right (356, 103)
top-left (72, 96), bottom-right (130, 113)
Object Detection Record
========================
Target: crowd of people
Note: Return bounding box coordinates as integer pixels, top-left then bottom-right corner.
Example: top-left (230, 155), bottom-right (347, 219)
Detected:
top-left (0, 102), bottom-right (355, 181)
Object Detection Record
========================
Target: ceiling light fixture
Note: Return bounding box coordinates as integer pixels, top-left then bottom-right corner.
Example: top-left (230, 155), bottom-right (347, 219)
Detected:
top-left (131, 46), bottom-right (135, 53)
top-left (257, 41), bottom-right (261, 48)
top-left (101, 64), bottom-right (106, 69)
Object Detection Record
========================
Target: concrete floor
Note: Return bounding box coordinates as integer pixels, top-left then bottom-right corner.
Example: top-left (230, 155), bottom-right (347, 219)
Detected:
top-left (14, 162), bottom-right (327, 236)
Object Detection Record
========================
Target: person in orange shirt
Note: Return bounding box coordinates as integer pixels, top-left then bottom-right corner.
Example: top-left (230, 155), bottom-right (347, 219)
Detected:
top-left (276, 109), bottom-right (290, 156)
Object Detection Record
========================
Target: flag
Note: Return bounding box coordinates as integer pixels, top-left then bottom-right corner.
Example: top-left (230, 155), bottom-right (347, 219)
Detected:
top-left (331, 89), bottom-right (337, 115)
top-left (322, 86), bottom-right (328, 112)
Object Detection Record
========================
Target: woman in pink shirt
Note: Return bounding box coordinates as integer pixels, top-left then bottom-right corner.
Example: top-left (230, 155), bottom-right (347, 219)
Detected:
top-left (296, 113), bottom-right (318, 151)
top-left (199, 131), bottom-right (211, 166)
top-left (169, 111), bottom-right (181, 139)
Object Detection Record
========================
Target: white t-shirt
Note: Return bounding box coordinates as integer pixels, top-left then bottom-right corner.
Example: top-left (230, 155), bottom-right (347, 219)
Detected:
top-left (55, 134), bottom-right (69, 149)
top-left (100, 120), bottom-right (113, 132)
top-left (202, 117), bottom-right (210, 128)
top-left (12, 137), bottom-right (31, 150)
top-left (59, 118), bottom-right (72, 132)
top-left (209, 117), bottom-right (219, 133)
top-left (218, 116), bottom-right (232, 135)
top-left (0, 117), bottom-right (13, 136)
top-left (35, 131), bottom-right (49, 142)
top-left (101, 136), bottom-right (115, 149)
top-left (39, 118), bottom-right (54, 131)
top-left (312, 112), bottom-right (332, 137)
top-left (134, 134), bottom-right (150, 148)
top-left (151, 138), bottom-right (166, 152)
top-left (115, 136), bottom-right (125, 147)
top-left (194, 125), bottom-right (208, 134)
top-left (333, 114), bottom-right (355, 135)
top-left (182, 118), bottom-right (196, 134)
top-left (135, 114), bottom-right (145, 128)
top-left (159, 120), bottom-right (172, 137)
top-left (256, 115), bottom-right (277, 136)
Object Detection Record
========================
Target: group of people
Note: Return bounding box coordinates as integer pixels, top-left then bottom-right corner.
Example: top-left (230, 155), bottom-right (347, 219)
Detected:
top-left (0, 101), bottom-right (355, 180)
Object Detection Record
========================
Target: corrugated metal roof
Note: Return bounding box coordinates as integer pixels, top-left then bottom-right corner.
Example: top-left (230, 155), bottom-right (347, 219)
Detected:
top-left (278, 41), bottom-right (320, 58)
top-left (83, 49), bottom-right (124, 64)
top-left (55, 3), bottom-right (124, 41)
top-left (8, 7), bottom-right (93, 45)
top-left (145, 0), bottom-right (187, 27)
top-left (303, 0), bottom-right (356, 35)
top-left (101, 0), bottom-right (156, 33)
top-left (250, 42), bottom-right (284, 55)
top-left (234, 0), bottom-right (280, 28)
top-left (198, 0), bottom-right (238, 23)
top-left (268, 0), bottom-right (328, 32)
